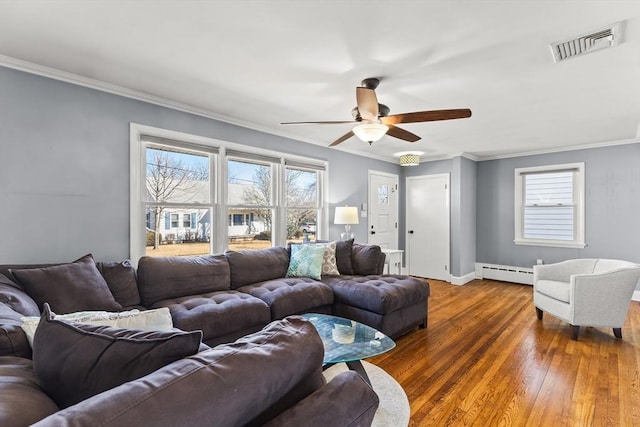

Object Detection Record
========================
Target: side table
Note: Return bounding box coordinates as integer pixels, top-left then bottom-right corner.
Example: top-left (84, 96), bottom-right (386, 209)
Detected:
top-left (381, 249), bottom-right (404, 275)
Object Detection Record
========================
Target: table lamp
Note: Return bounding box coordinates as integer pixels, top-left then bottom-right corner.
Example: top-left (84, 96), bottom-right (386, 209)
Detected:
top-left (334, 206), bottom-right (359, 240)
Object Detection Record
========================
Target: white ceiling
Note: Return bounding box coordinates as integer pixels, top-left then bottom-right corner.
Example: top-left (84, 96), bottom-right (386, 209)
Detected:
top-left (1, 1), bottom-right (639, 163)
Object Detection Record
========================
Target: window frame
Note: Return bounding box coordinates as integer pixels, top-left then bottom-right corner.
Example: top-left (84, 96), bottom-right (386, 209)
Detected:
top-left (514, 162), bottom-right (586, 248)
top-left (130, 123), bottom-right (328, 264)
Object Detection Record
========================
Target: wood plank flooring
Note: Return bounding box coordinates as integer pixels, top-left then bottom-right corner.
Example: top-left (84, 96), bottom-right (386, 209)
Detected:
top-left (369, 279), bottom-right (640, 427)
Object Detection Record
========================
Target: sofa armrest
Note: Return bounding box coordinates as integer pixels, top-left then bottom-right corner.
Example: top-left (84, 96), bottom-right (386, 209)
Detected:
top-left (263, 371), bottom-right (379, 427)
top-left (0, 278), bottom-right (38, 358)
top-left (0, 305), bottom-right (32, 358)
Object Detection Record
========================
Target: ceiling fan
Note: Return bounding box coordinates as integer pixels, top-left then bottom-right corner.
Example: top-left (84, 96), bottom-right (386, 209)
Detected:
top-left (281, 78), bottom-right (472, 147)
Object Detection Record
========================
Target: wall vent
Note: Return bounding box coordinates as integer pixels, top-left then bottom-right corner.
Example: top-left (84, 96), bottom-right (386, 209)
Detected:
top-left (550, 22), bottom-right (622, 63)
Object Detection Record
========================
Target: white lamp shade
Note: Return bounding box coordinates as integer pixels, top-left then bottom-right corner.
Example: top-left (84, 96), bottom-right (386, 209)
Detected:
top-left (334, 206), bottom-right (359, 225)
top-left (353, 123), bottom-right (388, 143)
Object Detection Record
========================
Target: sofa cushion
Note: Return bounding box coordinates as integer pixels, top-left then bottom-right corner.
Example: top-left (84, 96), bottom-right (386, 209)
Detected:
top-left (238, 278), bottom-right (334, 319)
top-left (0, 356), bottom-right (59, 427)
top-left (335, 239), bottom-right (355, 275)
top-left (9, 254), bottom-right (122, 314)
top-left (351, 244), bottom-right (383, 275)
top-left (535, 280), bottom-right (570, 303)
top-left (97, 260), bottom-right (141, 307)
top-left (21, 307), bottom-right (174, 348)
top-left (137, 254), bottom-right (231, 307)
top-left (32, 317), bottom-right (326, 427)
top-left (226, 246), bottom-right (290, 289)
top-left (287, 244), bottom-right (326, 280)
top-left (152, 291), bottom-right (271, 342)
top-left (32, 304), bottom-right (202, 409)
top-left (323, 275), bottom-right (430, 314)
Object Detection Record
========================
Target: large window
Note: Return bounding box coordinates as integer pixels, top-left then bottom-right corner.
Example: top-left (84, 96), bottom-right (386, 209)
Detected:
top-left (227, 156), bottom-right (276, 250)
top-left (514, 162), bottom-right (585, 248)
top-left (143, 141), bottom-right (214, 257)
top-left (130, 124), bottom-right (327, 262)
top-left (285, 164), bottom-right (321, 242)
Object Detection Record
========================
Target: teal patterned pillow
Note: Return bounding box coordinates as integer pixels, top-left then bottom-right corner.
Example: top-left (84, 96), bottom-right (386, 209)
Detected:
top-left (286, 244), bottom-right (325, 280)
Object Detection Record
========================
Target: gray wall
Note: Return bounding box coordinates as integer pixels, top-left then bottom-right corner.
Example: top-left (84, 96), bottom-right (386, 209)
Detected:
top-left (0, 66), bottom-right (398, 263)
top-left (476, 143), bottom-right (640, 268)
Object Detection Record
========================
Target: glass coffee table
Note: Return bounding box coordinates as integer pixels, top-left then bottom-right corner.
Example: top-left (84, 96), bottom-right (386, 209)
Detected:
top-left (301, 313), bottom-right (395, 385)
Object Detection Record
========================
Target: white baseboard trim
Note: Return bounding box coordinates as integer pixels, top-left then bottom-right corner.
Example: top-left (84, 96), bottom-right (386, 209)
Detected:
top-left (450, 272), bottom-right (475, 286)
top-left (633, 290), bottom-right (640, 302)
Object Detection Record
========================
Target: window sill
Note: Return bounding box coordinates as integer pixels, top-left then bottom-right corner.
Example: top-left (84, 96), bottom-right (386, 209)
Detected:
top-left (513, 239), bottom-right (587, 249)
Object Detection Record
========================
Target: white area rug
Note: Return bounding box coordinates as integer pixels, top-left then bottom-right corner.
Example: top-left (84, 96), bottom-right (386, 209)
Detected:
top-left (323, 361), bottom-right (410, 427)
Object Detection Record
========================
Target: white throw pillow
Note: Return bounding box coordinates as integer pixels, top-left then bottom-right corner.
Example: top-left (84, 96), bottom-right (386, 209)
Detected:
top-left (314, 241), bottom-right (340, 276)
top-left (21, 307), bottom-right (173, 347)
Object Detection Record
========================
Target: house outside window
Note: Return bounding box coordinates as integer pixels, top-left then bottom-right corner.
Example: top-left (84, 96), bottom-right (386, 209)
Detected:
top-left (514, 162), bottom-right (585, 248)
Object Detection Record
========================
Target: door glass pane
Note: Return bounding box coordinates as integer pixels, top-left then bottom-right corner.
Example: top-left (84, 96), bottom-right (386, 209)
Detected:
top-left (145, 207), bottom-right (211, 256)
top-left (377, 185), bottom-right (389, 205)
top-left (146, 147), bottom-right (209, 203)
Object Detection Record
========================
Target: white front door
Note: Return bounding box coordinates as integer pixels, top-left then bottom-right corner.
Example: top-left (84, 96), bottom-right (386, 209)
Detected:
top-left (368, 171), bottom-right (399, 249)
top-left (406, 174), bottom-right (450, 281)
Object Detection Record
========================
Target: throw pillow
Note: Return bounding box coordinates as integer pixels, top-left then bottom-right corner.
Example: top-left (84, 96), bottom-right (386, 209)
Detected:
top-left (289, 241), bottom-right (340, 276)
top-left (32, 304), bottom-right (201, 409)
top-left (335, 238), bottom-right (355, 275)
top-left (21, 307), bottom-right (174, 347)
top-left (10, 254), bottom-right (122, 314)
top-left (286, 244), bottom-right (325, 280)
top-left (97, 260), bottom-right (141, 307)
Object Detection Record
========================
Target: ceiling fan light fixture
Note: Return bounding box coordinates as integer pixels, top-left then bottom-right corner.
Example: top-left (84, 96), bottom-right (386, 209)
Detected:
top-left (399, 154), bottom-right (420, 166)
top-left (353, 123), bottom-right (388, 143)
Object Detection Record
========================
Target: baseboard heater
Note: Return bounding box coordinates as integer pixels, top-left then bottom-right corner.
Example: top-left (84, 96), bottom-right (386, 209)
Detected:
top-left (475, 263), bottom-right (534, 285)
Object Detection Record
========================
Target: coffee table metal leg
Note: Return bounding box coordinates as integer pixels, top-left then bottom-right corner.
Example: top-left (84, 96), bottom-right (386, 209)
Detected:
top-left (323, 361), bottom-right (372, 386)
top-left (345, 360), bottom-right (371, 386)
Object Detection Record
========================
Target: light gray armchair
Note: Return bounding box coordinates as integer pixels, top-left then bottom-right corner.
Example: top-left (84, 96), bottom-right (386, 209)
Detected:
top-left (533, 259), bottom-right (640, 340)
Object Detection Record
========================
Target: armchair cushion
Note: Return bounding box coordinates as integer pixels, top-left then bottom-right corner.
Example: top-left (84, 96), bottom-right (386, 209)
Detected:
top-left (535, 280), bottom-right (570, 303)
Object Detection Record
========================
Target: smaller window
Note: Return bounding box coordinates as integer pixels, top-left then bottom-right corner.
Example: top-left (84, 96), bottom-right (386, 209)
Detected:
top-left (171, 213), bottom-right (179, 228)
top-left (183, 213), bottom-right (191, 228)
top-left (514, 163), bottom-right (585, 248)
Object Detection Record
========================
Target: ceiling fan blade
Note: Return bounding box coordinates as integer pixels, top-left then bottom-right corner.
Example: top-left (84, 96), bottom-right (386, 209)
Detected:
top-left (381, 109), bottom-right (472, 125)
top-left (329, 130), bottom-right (355, 146)
top-left (281, 120), bottom-right (357, 125)
top-left (386, 125), bottom-right (421, 142)
top-left (356, 87), bottom-right (379, 121)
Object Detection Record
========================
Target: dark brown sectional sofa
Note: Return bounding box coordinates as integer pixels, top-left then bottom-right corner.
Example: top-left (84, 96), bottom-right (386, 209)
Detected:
top-left (0, 241), bottom-right (429, 426)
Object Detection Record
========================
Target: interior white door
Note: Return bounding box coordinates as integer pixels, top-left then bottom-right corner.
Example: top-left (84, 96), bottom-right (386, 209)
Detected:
top-left (368, 171), bottom-right (399, 249)
top-left (406, 174), bottom-right (450, 280)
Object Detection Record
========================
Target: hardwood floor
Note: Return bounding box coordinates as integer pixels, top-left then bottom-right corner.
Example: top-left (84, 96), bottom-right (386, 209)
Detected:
top-left (370, 279), bottom-right (640, 427)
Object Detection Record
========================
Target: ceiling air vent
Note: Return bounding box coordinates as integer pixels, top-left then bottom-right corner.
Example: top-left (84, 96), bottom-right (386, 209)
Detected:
top-left (550, 22), bottom-right (622, 63)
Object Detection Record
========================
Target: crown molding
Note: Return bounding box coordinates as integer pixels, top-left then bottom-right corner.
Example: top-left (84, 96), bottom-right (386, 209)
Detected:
top-left (0, 55), bottom-right (399, 166)
top-left (2, 55), bottom-right (636, 166)
top-left (474, 137), bottom-right (640, 161)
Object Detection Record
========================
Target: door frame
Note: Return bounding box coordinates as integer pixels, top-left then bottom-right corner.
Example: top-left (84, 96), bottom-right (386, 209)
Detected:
top-left (367, 170), bottom-right (399, 249)
top-left (405, 173), bottom-right (450, 281)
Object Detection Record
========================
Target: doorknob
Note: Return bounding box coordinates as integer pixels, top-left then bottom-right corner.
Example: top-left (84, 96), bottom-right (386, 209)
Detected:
top-left (370, 230), bottom-right (376, 235)
top-left (408, 230), bottom-right (414, 234)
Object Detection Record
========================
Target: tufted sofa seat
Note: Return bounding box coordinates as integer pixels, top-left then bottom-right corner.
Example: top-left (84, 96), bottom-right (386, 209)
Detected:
top-left (323, 275), bottom-right (430, 338)
top-left (152, 291), bottom-right (271, 347)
